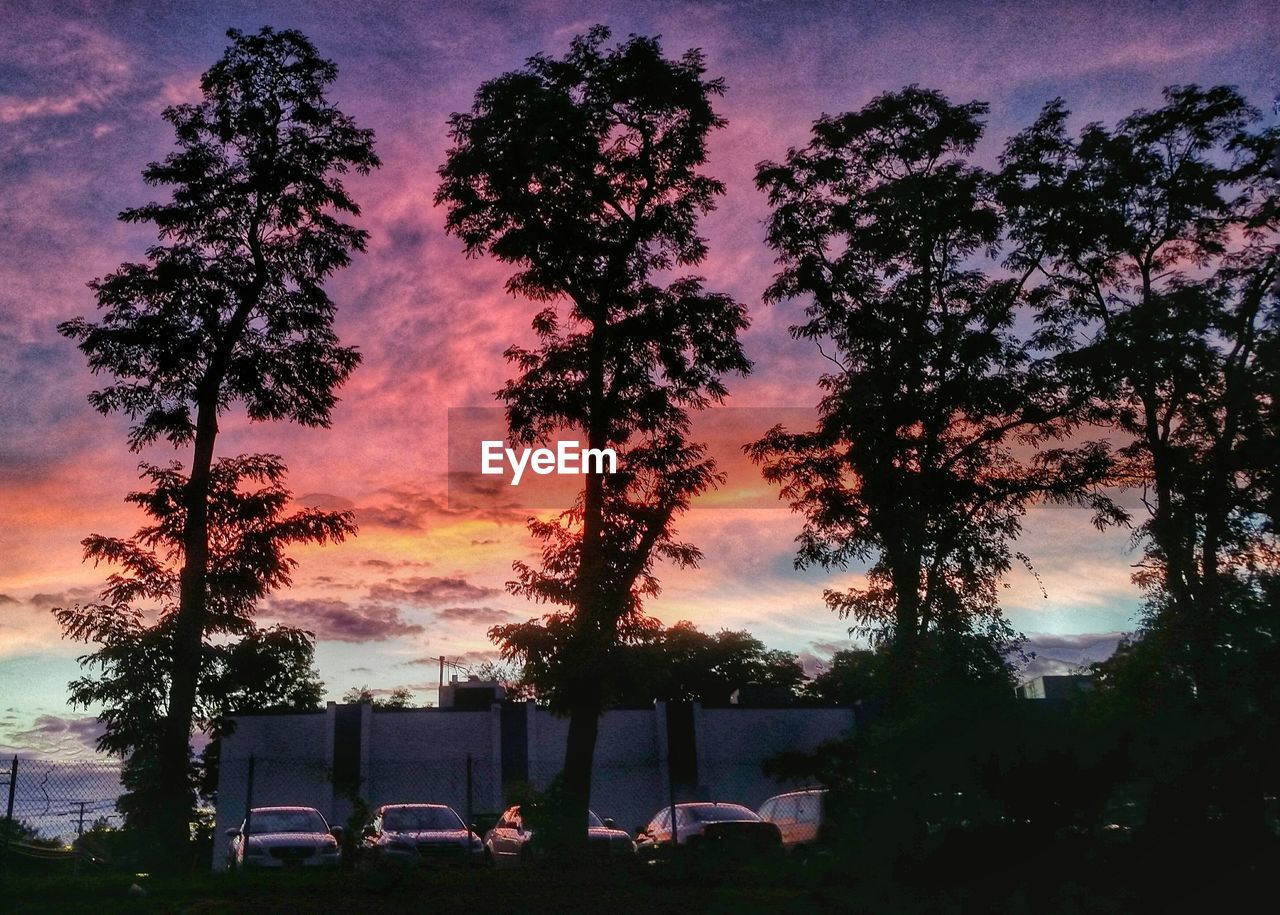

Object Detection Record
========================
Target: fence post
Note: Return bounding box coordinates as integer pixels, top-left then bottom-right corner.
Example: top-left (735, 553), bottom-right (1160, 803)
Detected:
top-left (238, 755), bottom-right (255, 877)
top-left (465, 754), bottom-right (474, 867)
top-left (4, 757), bottom-right (14, 824)
top-left (245, 755), bottom-right (255, 828)
top-left (1, 756), bottom-right (16, 884)
top-left (668, 747), bottom-right (678, 852)
top-left (72, 801), bottom-right (87, 877)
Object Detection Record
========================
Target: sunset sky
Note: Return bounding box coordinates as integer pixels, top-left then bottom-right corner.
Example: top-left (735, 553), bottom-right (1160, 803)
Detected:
top-left (2, 0), bottom-right (1276, 759)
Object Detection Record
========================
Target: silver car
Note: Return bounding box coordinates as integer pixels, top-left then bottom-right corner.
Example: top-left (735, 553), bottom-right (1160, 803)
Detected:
top-left (225, 806), bottom-right (343, 870)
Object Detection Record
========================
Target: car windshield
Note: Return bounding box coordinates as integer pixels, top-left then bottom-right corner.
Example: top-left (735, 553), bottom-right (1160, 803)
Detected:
top-left (683, 804), bottom-right (759, 823)
top-left (248, 810), bottom-right (327, 835)
top-left (383, 807), bottom-right (464, 832)
top-left (587, 811), bottom-right (604, 828)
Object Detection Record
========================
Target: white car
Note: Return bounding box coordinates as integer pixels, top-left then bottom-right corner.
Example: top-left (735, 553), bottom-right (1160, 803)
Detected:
top-left (757, 788), bottom-right (828, 851)
top-left (225, 806), bottom-right (343, 870)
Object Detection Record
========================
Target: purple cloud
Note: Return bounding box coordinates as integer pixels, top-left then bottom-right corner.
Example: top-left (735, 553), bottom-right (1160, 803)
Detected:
top-left (268, 598), bottom-right (425, 643)
top-left (809, 639), bottom-right (854, 657)
top-left (436, 605), bottom-right (515, 625)
top-left (797, 650), bottom-right (827, 678)
top-left (6, 714), bottom-right (106, 758)
top-left (368, 576), bottom-right (500, 606)
top-left (1017, 631), bottom-right (1125, 681)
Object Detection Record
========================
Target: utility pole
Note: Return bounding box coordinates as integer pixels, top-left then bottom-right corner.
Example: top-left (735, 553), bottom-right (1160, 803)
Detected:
top-left (1, 756), bottom-right (16, 887)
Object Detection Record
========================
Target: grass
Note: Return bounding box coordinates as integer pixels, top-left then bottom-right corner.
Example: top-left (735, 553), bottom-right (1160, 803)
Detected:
top-left (2, 857), bottom-right (823, 914)
top-left (5, 829), bottom-right (1279, 913)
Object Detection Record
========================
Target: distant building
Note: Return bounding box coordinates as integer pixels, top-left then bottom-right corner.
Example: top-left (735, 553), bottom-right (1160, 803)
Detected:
top-left (439, 675), bottom-right (507, 709)
top-left (1016, 674), bottom-right (1094, 700)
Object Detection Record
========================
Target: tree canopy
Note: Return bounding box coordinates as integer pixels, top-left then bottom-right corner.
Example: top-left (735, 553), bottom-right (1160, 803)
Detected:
top-left (1001, 85), bottom-right (1279, 701)
top-left (1001, 84), bottom-right (1279, 828)
top-left (341, 685), bottom-right (415, 708)
top-left (749, 87), bottom-right (1117, 704)
top-left (495, 619), bottom-right (806, 706)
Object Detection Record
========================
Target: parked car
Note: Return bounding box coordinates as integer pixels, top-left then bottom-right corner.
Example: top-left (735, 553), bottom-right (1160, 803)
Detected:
top-left (635, 802), bottom-right (782, 859)
top-left (225, 806), bottom-right (343, 870)
top-left (358, 803), bottom-right (483, 868)
top-left (757, 788), bottom-right (828, 852)
top-left (483, 805), bottom-right (635, 865)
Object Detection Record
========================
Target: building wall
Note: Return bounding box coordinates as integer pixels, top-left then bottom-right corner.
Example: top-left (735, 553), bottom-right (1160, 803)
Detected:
top-left (696, 706), bottom-right (855, 811)
top-left (364, 706), bottom-right (502, 817)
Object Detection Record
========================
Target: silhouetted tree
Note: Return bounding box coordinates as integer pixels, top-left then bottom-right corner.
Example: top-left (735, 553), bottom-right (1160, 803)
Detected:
top-left (438, 27), bottom-right (749, 848)
top-left (340, 685), bottom-right (414, 708)
top-left (1002, 85), bottom-right (1278, 702)
top-left (471, 660), bottom-right (531, 700)
top-left (499, 619), bottom-right (805, 705)
top-left (54, 455), bottom-right (346, 845)
top-left (1002, 87), bottom-right (1278, 830)
top-left (58, 27), bottom-right (377, 862)
top-left (626, 621), bottom-right (804, 704)
top-left (801, 648), bottom-right (884, 706)
top-left (0, 818), bottom-right (63, 850)
top-left (749, 87), bottom-right (1118, 707)
top-left (196, 624), bottom-right (326, 807)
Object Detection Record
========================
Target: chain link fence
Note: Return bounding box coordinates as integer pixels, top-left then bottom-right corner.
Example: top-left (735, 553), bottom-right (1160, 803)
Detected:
top-left (1, 757), bottom-right (123, 843)
top-left (365, 758), bottom-right (498, 825)
top-left (525, 757), bottom-right (670, 838)
top-left (211, 754), bottom-right (502, 870)
top-left (0, 755), bottom-right (128, 880)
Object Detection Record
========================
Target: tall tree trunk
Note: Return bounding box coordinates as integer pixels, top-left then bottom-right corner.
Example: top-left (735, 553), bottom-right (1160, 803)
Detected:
top-left (555, 316), bottom-right (609, 853)
top-left (154, 395), bottom-right (218, 868)
top-left (889, 555), bottom-right (923, 710)
top-left (558, 692), bottom-right (602, 855)
top-left (152, 280), bottom-right (255, 869)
